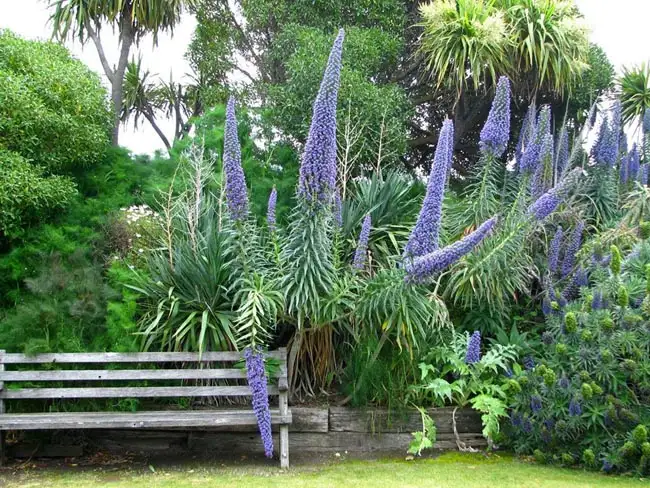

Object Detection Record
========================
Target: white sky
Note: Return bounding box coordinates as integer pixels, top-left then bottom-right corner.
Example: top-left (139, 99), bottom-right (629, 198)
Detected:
top-left (1, 0), bottom-right (650, 155)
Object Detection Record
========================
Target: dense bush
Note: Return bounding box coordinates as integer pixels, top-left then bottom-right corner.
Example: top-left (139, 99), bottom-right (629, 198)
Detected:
top-left (0, 149), bottom-right (77, 236)
top-left (506, 238), bottom-right (650, 474)
top-left (0, 30), bottom-right (111, 172)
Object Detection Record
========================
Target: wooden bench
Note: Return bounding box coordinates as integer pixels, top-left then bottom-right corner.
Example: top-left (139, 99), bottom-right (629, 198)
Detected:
top-left (0, 349), bottom-right (291, 468)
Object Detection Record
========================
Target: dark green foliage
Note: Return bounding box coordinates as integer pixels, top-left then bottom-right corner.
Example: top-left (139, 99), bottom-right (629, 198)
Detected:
top-left (0, 149), bottom-right (77, 236)
top-left (0, 30), bottom-right (111, 171)
top-left (0, 252), bottom-right (122, 353)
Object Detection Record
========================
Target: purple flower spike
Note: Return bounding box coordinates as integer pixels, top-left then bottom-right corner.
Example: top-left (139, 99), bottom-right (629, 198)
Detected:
top-left (333, 189), bottom-right (343, 228)
top-left (568, 398), bottom-right (582, 417)
top-left (528, 191), bottom-right (561, 221)
top-left (480, 76), bottom-right (511, 157)
top-left (548, 226), bottom-right (563, 275)
top-left (531, 395), bottom-right (543, 414)
top-left (561, 221), bottom-right (584, 278)
top-left (517, 104), bottom-right (537, 171)
top-left (628, 144), bottom-right (640, 181)
top-left (592, 117), bottom-right (618, 166)
top-left (405, 216), bottom-right (497, 283)
top-left (644, 108), bottom-right (650, 133)
top-left (522, 106), bottom-right (551, 175)
top-left (267, 187), bottom-right (277, 232)
top-left (244, 347), bottom-right (273, 458)
top-left (555, 127), bottom-right (570, 176)
top-left (641, 165), bottom-right (649, 186)
top-left (528, 168), bottom-right (580, 221)
top-left (223, 97), bottom-right (249, 221)
top-left (353, 214), bottom-right (371, 270)
top-left (404, 119), bottom-right (455, 258)
top-left (531, 132), bottom-right (554, 198)
top-left (298, 29), bottom-right (344, 205)
top-left (465, 331), bottom-right (481, 364)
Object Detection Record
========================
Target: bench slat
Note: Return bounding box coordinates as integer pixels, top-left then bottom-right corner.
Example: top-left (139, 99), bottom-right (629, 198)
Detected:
top-left (0, 410), bottom-right (292, 430)
top-left (0, 369), bottom-right (286, 382)
top-left (1, 351), bottom-right (287, 364)
top-left (0, 385), bottom-right (279, 399)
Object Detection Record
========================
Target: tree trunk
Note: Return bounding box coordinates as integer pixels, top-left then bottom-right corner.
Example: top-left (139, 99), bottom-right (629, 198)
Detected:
top-left (111, 18), bottom-right (136, 146)
top-left (144, 111), bottom-right (172, 151)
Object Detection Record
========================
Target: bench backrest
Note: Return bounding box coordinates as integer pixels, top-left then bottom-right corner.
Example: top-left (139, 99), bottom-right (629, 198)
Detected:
top-left (0, 349), bottom-right (288, 403)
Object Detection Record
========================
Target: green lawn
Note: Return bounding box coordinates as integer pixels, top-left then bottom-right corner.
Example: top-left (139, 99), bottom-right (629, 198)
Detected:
top-left (1, 452), bottom-right (645, 488)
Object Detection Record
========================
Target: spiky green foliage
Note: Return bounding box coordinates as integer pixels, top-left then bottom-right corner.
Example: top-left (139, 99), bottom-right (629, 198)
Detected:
top-left (340, 171), bottom-right (422, 267)
top-left (281, 208), bottom-right (336, 326)
top-left (619, 63), bottom-right (650, 126)
top-left (418, 0), bottom-right (511, 95)
top-left (354, 268), bottom-right (450, 352)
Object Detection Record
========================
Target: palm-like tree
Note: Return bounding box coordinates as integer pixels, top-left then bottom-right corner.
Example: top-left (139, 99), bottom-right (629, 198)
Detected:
top-left (619, 62), bottom-right (650, 127)
top-left (500, 0), bottom-right (589, 100)
top-left (48, 0), bottom-right (195, 145)
top-left (417, 0), bottom-right (589, 105)
top-left (121, 58), bottom-right (171, 150)
top-left (418, 0), bottom-right (512, 110)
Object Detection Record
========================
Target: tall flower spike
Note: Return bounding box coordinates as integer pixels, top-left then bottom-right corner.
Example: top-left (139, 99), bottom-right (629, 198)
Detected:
top-left (404, 119), bottom-right (454, 258)
top-left (244, 347), bottom-right (273, 458)
top-left (611, 101), bottom-right (623, 153)
top-left (298, 29), bottom-right (344, 205)
top-left (641, 165), bottom-right (649, 186)
top-left (352, 214), bottom-right (371, 270)
top-left (628, 144), bottom-right (640, 181)
top-left (405, 216), bottom-right (497, 283)
top-left (522, 105), bottom-right (551, 174)
top-left (223, 97), bottom-right (249, 221)
top-left (267, 187), bottom-right (277, 232)
top-left (465, 331), bottom-right (481, 364)
top-left (644, 108), bottom-right (650, 133)
top-left (592, 117), bottom-right (617, 166)
top-left (333, 189), bottom-right (343, 228)
top-left (548, 226), bottom-right (563, 275)
top-left (480, 76), bottom-right (511, 157)
top-left (555, 127), bottom-right (570, 177)
top-left (516, 104), bottom-right (537, 171)
top-left (531, 132), bottom-right (554, 198)
top-left (561, 221), bottom-right (584, 278)
top-left (528, 168), bottom-right (580, 221)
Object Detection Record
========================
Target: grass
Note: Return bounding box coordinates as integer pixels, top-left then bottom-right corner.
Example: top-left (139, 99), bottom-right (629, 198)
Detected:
top-left (2, 452), bottom-right (646, 488)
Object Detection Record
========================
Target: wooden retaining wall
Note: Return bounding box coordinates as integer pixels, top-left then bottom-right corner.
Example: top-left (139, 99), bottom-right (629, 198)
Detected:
top-left (10, 406), bottom-right (486, 457)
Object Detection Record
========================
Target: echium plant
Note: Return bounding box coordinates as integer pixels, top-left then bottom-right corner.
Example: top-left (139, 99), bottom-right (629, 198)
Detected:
top-left (449, 76), bottom-right (510, 235)
top-left (223, 97), bottom-right (250, 222)
top-left (244, 347), bottom-right (273, 458)
top-left (505, 236), bottom-right (650, 476)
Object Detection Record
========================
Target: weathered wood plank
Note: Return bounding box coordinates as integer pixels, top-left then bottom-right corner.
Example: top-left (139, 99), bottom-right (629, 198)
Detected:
top-left (328, 406), bottom-right (482, 434)
top-left (2, 350), bottom-right (287, 364)
top-left (289, 407), bottom-right (328, 433)
top-left (0, 385), bottom-right (279, 399)
top-left (187, 431), bottom-right (486, 454)
top-left (0, 410), bottom-right (292, 430)
top-left (0, 368), bottom-right (285, 381)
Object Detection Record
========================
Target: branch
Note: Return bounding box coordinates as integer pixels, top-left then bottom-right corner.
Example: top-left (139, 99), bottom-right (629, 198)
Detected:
top-left (226, 8), bottom-right (268, 82)
top-left (144, 110), bottom-right (172, 151)
top-left (84, 19), bottom-right (114, 82)
top-left (231, 64), bottom-right (259, 84)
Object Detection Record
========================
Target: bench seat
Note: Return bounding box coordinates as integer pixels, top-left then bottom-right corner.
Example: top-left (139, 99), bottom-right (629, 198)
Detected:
top-left (0, 409), bottom-right (292, 430)
top-left (0, 349), bottom-right (291, 467)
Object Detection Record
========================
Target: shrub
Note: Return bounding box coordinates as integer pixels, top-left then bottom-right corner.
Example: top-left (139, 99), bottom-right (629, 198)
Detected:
top-left (0, 30), bottom-right (111, 172)
top-left (0, 149), bottom-right (77, 236)
top-left (505, 239), bottom-right (650, 475)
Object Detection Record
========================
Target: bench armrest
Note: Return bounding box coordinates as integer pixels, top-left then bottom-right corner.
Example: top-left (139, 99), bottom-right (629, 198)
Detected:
top-left (278, 377), bottom-right (288, 392)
